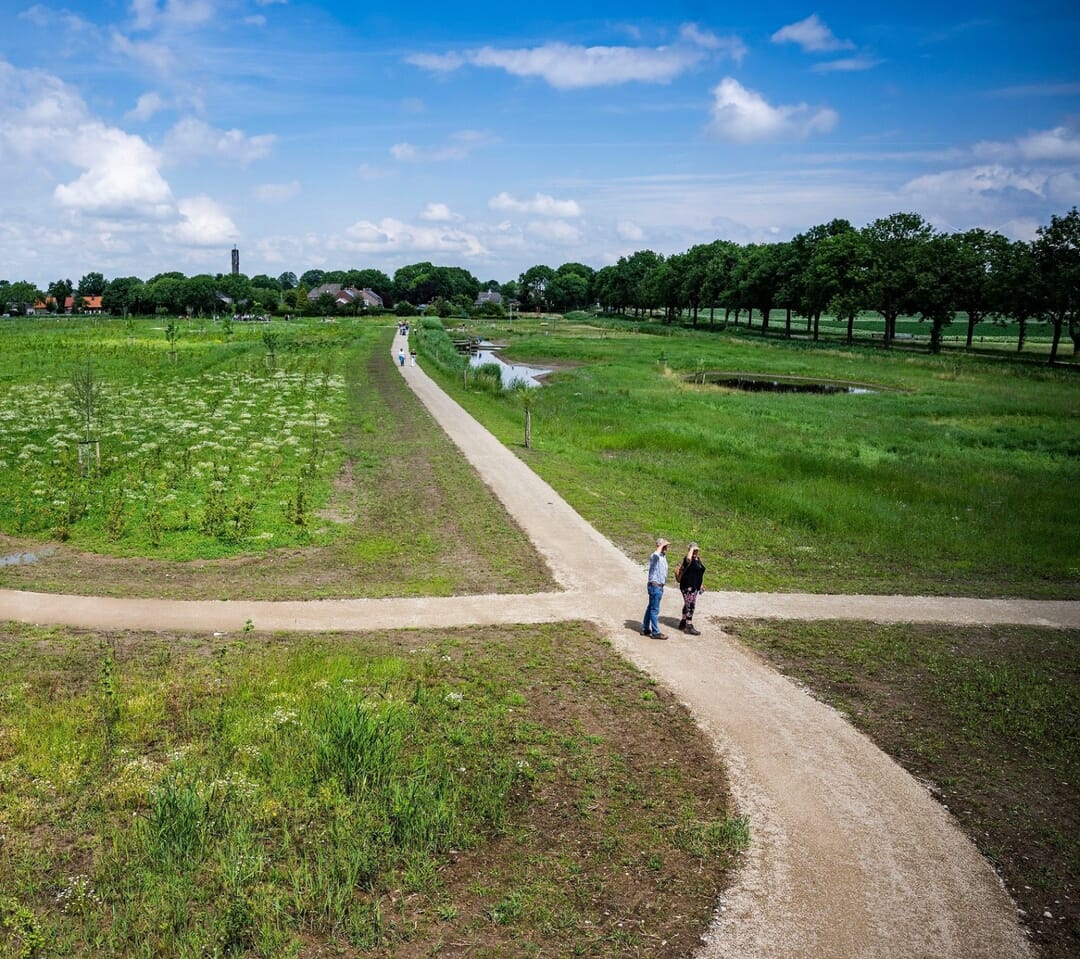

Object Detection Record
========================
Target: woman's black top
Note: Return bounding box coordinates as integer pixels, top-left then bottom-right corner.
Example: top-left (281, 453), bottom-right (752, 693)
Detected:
top-left (680, 557), bottom-right (706, 592)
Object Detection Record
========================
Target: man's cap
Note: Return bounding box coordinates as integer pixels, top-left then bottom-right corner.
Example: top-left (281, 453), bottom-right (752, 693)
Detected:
top-left (656, 537), bottom-right (670, 548)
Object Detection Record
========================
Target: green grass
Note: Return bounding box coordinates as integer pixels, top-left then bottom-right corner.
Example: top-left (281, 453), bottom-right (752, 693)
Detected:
top-left (421, 315), bottom-right (1079, 598)
top-left (725, 619), bottom-right (1079, 959)
top-left (0, 317), bottom-right (553, 599)
top-left (0, 622), bottom-right (745, 958)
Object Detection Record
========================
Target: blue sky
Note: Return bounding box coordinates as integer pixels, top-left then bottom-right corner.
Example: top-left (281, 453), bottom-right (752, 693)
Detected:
top-left (1, 0), bottom-right (1078, 286)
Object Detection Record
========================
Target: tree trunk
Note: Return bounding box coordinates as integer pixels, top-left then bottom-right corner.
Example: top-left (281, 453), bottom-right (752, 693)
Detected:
top-left (524, 408), bottom-right (532, 449)
top-left (785, 308), bottom-right (792, 338)
top-left (1016, 317), bottom-right (1027, 352)
top-left (846, 313), bottom-right (855, 344)
top-left (1049, 317), bottom-right (1063, 366)
top-left (965, 312), bottom-right (979, 349)
top-left (813, 311), bottom-right (821, 342)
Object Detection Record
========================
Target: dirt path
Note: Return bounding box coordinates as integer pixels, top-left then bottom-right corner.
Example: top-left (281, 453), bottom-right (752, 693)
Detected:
top-left (4, 330), bottom-right (1076, 957)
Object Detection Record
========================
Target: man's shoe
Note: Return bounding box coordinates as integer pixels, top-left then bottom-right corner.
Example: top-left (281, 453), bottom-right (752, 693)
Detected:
top-left (642, 630), bottom-right (650, 636)
top-left (685, 626), bottom-right (701, 636)
top-left (651, 632), bottom-right (668, 640)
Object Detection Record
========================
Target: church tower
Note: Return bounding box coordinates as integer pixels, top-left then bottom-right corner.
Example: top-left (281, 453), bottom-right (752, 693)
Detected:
top-left (231, 246), bottom-right (239, 275)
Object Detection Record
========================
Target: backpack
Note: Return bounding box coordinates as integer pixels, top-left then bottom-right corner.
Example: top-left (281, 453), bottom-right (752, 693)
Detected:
top-left (674, 561), bottom-right (685, 584)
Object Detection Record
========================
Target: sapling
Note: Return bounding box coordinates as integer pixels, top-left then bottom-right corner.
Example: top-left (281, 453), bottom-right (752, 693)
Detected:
top-left (69, 355), bottom-right (105, 471)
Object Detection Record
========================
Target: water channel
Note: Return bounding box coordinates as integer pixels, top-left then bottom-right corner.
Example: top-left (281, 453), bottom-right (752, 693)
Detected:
top-left (469, 346), bottom-right (551, 388)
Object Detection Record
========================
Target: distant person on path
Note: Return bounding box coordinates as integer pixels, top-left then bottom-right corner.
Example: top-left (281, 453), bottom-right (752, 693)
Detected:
top-left (410, 349), bottom-right (417, 366)
top-left (677, 543), bottom-right (705, 635)
top-left (642, 537), bottom-right (670, 639)
top-left (398, 347), bottom-right (405, 366)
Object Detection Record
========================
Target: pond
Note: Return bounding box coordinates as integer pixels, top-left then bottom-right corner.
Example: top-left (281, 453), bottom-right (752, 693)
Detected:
top-left (686, 372), bottom-right (891, 394)
top-left (469, 347), bottom-right (551, 388)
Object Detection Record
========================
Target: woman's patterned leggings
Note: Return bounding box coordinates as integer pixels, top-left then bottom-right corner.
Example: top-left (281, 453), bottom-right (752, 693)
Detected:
top-left (681, 588), bottom-right (700, 624)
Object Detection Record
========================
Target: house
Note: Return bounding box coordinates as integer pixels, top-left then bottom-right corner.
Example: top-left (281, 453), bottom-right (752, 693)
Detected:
top-left (32, 295), bottom-right (104, 314)
top-left (307, 283), bottom-right (342, 302)
top-left (476, 290), bottom-right (502, 307)
top-left (328, 287), bottom-right (384, 309)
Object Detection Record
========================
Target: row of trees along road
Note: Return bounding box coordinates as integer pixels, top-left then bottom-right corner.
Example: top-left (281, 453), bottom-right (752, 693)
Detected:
top-left (2, 208), bottom-right (1077, 364)
top-left (591, 208), bottom-right (1080, 365)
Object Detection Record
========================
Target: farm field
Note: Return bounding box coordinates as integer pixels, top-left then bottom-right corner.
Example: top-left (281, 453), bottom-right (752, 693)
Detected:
top-left (0, 316), bottom-right (552, 599)
top-left (416, 313), bottom-right (1080, 599)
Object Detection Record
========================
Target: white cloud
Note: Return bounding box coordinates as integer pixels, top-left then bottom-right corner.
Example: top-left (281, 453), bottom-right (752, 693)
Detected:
top-left (129, 0), bottom-right (217, 31)
top-left (408, 34), bottom-right (742, 90)
top-left (340, 217), bottom-right (487, 257)
top-left (163, 117), bottom-right (275, 165)
top-left (771, 14), bottom-right (853, 53)
top-left (617, 220), bottom-right (645, 241)
top-left (253, 180), bottom-right (300, 202)
top-left (170, 195), bottom-right (238, 246)
top-left (679, 23), bottom-right (747, 61)
top-left (903, 164), bottom-right (1047, 201)
top-left (53, 125), bottom-right (174, 216)
top-left (111, 30), bottom-right (175, 72)
top-left (390, 130), bottom-right (497, 162)
top-left (812, 56), bottom-right (882, 73)
top-left (708, 78), bottom-right (838, 143)
top-left (421, 202), bottom-right (459, 221)
top-left (244, 15), bottom-right (266, 26)
top-left (127, 91), bottom-right (167, 121)
top-left (526, 219), bottom-right (581, 242)
top-left (489, 192), bottom-right (582, 216)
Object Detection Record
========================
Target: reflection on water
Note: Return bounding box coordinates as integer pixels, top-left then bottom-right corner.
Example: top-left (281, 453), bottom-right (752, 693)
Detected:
top-left (469, 348), bottom-right (551, 388)
top-left (1, 547), bottom-right (55, 567)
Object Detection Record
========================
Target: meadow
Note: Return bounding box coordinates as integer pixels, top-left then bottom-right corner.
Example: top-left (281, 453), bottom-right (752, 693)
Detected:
top-left (0, 315), bottom-right (552, 598)
top-left (416, 313), bottom-right (1080, 599)
top-left (0, 621), bottom-right (745, 958)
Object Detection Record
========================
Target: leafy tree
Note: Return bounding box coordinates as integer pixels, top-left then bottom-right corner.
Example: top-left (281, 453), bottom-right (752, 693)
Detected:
top-left (2, 280), bottom-right (43, 315)
top-left (300, 269), bottom-right (325, 288)
top-left (217, 273), bottom-right (253, 310)
top-left (952, 228), bottom-right (1010, 349)
top-left (47, 278), bottom-right (73, 313)
top-left (703, 241), bottom-right (741, 325)
top-left (809, 231), bottom-right (871, 343)
top-left (278, 271), bottom-right (298, 290)
top-left (77, 272), bottom-right (107, 296)
top-left (913, 234), bottom-right (961, 353)
top-left (1032, 207), bottom-right (1080, 364)
top-left (547, 271), bottom-right (589, 312)
top-left (863, 213), bottom-right (934, 347)
top-left (790, 220), bottom-right (856, 338)
top-left (519, 264), bottom-right (555, 312)
top-left (994, 240), bottom-right (1040, 352)
top-left (342, 269), bottom-right (393, 303)
top-left (102, 276), bottom-right (145, 316)
top-left (182, 275), bottom-right (218, 315)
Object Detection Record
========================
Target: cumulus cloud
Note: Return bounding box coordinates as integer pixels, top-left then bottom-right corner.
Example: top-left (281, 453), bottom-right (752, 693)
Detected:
top-left (617, 220), bottom-right (645, 241)
top-left (421, 202), bottom-right (459, 221)
top-left (163, 117), bottom-right (275, 165)
top-left (170, 194), bottom-right (238, 245)
top-left (253, 180), bottom-right (300, 202)
top-left (903, 164), bottom-right (1047, 201)
top-left (408, 26), bottom-right (745, 90)
top-left (771, 14), bottom-right (853, 53)
top-left (340, 218), bottom-right (487, 257)
top-left (708, 78), bottom-right (838, 143)
top-left (127, 91), bottom-right (167, 120)
top-left (129, 0), bottom-right (217, 32)
top-left (54, 125), bottom-right (174, 216)
top-left (489, 192), bottom-right (582, 216)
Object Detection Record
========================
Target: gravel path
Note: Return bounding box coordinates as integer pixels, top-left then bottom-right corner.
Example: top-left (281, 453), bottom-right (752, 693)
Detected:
top-left (4, 330), bottom-right (1075, 957)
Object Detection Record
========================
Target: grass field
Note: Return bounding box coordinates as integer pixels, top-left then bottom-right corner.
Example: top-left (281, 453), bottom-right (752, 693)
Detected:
top-left (419, 314), bottom-right (1079, 599)
top-left (0, 316), bottom-right (552, 599)
top-left (0, 621), bottom-right (744, 958)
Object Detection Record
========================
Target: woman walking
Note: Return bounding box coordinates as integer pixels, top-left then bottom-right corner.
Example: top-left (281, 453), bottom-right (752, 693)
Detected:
top-left (678, 543), bottom-right (705, 635)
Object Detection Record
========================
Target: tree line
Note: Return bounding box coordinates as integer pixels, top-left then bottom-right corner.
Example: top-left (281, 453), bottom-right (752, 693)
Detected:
top-left (2, 208), bottom-right (1078, 363)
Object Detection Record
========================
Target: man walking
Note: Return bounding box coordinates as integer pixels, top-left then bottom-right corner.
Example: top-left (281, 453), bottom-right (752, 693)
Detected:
top-left (642, 537), bottom-right (670, 639)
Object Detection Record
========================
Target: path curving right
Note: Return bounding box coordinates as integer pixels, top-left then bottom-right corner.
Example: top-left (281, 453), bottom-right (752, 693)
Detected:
top-left (393, 332), bottom-right (1049, 959)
